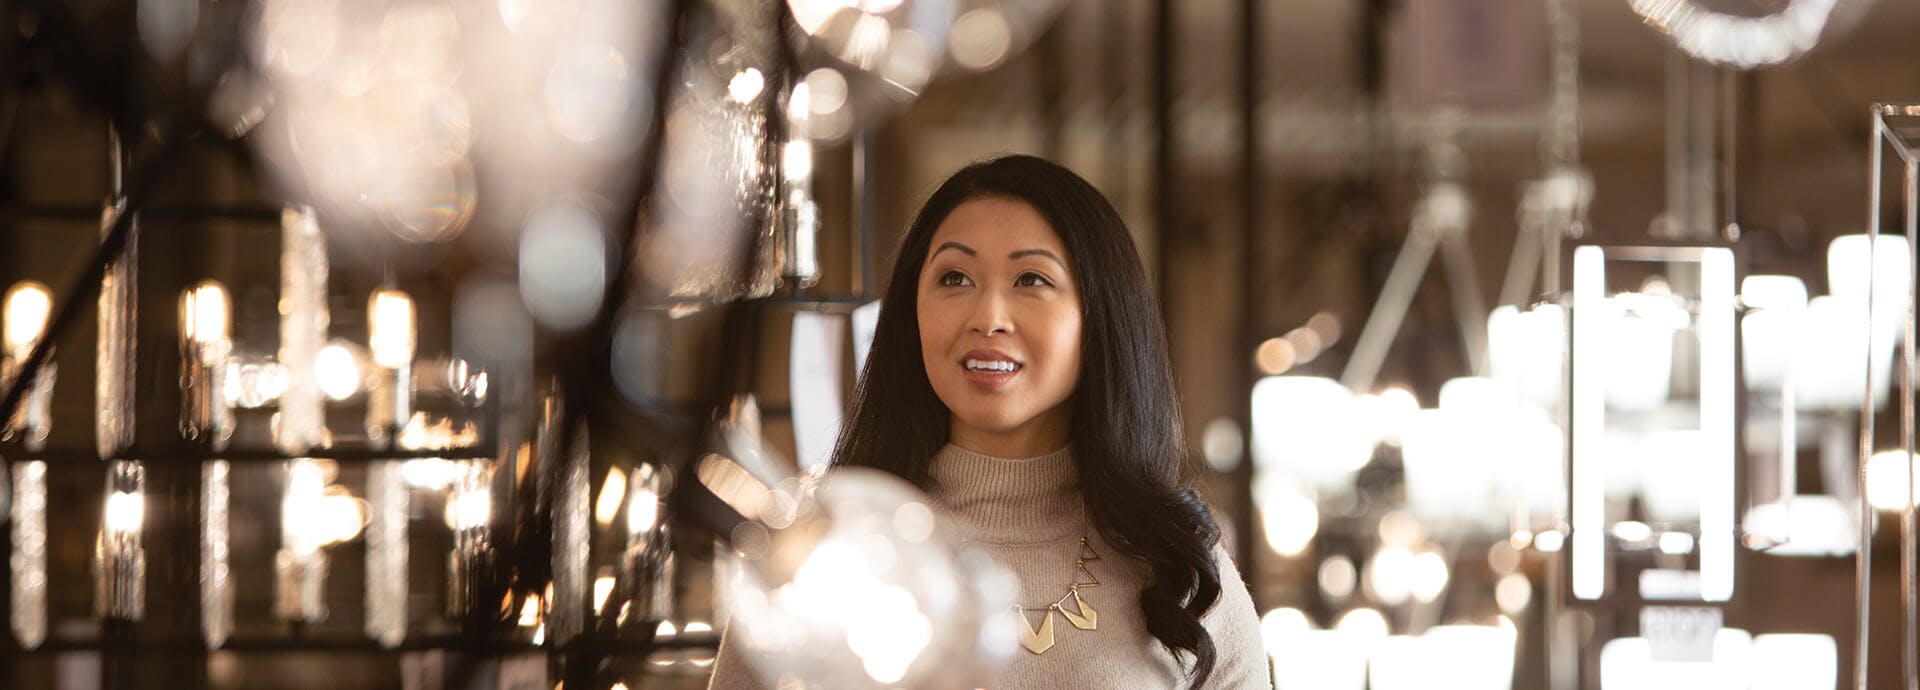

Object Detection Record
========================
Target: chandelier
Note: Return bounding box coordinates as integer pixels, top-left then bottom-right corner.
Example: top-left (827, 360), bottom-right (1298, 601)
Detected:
top-left (0, 0), bottom-right (1072, 687)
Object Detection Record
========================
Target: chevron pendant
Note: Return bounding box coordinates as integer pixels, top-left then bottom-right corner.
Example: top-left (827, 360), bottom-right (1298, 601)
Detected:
top-left (1060, 589), bottom-right (1099, 630)
top-left (1019, 607), bottom-right (1056, 654)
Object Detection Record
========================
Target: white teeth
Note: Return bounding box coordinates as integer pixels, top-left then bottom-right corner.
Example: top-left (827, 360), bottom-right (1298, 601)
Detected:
top-left (964, 359), bottom-right (1019, 373)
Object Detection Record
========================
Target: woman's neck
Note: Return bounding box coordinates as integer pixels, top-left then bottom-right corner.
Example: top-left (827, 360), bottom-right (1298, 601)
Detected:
top-left (929, 443), bottom-right (1083, 543)
top-left (949, 405), bottom-right (1072, 459)
top-left (952, 424), bottom-right (1075, 461)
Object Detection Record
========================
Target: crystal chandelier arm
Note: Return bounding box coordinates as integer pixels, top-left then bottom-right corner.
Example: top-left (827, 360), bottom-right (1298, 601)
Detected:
top-left (0, 124), bottom-right (197, 429)
top-left (1629, 0), bottom-right (1843, 69)
top-left (1439, 226), bottom-right (1492, 377)
top-left (1340, 214), bottom-right (1442, 393)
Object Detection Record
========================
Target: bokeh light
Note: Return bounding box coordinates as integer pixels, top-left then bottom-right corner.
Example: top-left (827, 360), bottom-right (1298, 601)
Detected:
top-left (315, 340), bottom-right (363, 401)
top-left (519, 201), bottom-right (609, 331)
top-left (1318, 555), bottom-right (1357, 600)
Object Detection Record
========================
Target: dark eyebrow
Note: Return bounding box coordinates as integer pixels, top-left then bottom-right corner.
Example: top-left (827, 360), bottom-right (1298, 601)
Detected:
top-left (1010, 248), bottom-right (1067, 270)
top-left (930, 241), bottom-right (977, 260)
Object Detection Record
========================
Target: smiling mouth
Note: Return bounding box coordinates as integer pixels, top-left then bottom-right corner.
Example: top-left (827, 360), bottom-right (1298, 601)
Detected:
top-left (964, 359), bottom-right (1022, 373)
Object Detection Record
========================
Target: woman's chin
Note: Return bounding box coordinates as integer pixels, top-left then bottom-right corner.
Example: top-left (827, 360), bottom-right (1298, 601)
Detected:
top-left (952, 411), bottom-right (1040, 437)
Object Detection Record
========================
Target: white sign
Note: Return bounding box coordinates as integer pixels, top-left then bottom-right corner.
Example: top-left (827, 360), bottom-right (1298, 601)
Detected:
top-left (791, 311), bottom-right (847, 474)
top-left (1641, 606), bottom-right (1722, 663)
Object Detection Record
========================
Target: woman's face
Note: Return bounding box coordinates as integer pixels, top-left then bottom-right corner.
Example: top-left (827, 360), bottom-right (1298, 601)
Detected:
top-left (916, 197), bottom-right (1083, 456)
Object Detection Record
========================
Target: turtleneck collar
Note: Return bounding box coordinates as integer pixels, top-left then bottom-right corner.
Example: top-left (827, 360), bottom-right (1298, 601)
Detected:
top-left (927, 442), bottom-right (1086, 544)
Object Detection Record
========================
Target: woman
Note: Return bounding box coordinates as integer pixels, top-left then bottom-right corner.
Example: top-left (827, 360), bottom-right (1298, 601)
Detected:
top-left (711, 155), bottom-right (1267, 688)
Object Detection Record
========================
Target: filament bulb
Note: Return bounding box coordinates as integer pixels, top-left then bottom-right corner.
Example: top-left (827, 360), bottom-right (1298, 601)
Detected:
top-left (369, 290), bottom-right (416, 369)
top-left (4, 281), bottom-right (52, 352)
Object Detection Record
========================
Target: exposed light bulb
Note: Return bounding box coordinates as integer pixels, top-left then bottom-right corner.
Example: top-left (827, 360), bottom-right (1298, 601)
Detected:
top-left (96, 461), bottom-right (148, 621)
top-left (450, 485), bottom-right (492, 530)
top-left (366, 290), bottom-right (417, 447)
top-left (3, 281), bottom-right (52, 353)
top-left (316, 341), bottom-right (362, 401)
top-left (182, 281), bottom-right (231, 346)
top-left (179, 280), bottom-right (236, 452)
top-left (595, 467), bottom-right (628, 528)
top-left (4, 281), bottom-right (58, 452)
top-left (628, 488), bottom-right (660, 535)
top-left (402, 458), bottom-right (458, 489)
top-left (369, 290), bottom-right (417, 369)
top-left (103, 491), bottom-right (145, 535)
top-left (318, 491), bottom-right (369, 545)
top-left (783, 140), bottom-right (813, 180)
top-left (788, 81), bottom-right (811, 123)
top-left (593, 573), bottom-right (616, 612)
top-left (728, 68), bottom-right (766, 104)
top-left (518, 593), bottom-right (543, 627)
top-left (281, 460), bottom-right (339, 556)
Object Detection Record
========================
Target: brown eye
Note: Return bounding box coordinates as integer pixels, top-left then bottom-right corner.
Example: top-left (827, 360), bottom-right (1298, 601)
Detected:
top-left (1015, 271), bottom-right (1053, 288)
top-left (938, 270), bottom-right (972, 287)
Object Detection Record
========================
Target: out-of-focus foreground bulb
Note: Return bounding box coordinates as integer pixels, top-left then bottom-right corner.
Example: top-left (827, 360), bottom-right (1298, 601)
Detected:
top-left (727, 467), bottom-right (1015, 688)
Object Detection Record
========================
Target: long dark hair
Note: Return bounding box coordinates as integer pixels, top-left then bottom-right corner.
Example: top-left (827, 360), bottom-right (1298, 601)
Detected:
top-left (831, 154), bottom-right (1224, 684)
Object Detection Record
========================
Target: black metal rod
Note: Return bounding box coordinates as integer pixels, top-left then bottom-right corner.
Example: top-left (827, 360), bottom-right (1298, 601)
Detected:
top-left (1236, 0), bottom-right (1262, 607)
top-left (0, 203), bottom-right (284, 223)
top-left (854, 114), bottom-right (876, 301)
top-left (1040, 20), bottom-right (1065, 162)
top-left (0, 395), bottom-right (501, 465)
top-left (1152, 0), bottom-right (1176, 318)
top-left (1102, 0), bottom-right (1129, 214)
top-left (103, 619), bottom-right (135, 690)
top-left (0, 446), bottom-right (498, 464)
top-left (11, 633), bottom-right (720, 655)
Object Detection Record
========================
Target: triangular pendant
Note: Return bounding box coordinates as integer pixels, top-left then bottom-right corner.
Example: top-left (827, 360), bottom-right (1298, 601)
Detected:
top-left (1072, 561), bottom-right (1100, 588)
top-left (1019, 608), bottom-right (1055, 654)
top-left (1079, 538), bottom-right (1100, 562)
top-left (1060, 590), bottom-right (1099, 630)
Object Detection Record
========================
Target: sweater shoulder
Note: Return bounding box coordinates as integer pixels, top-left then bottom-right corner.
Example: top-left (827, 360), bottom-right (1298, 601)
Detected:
top-left (1200, 542), bottom-right (1273, 688)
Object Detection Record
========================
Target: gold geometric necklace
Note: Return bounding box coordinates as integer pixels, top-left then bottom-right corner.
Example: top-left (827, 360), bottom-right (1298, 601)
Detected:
top-left (1015, 536), bottom-right (1101, 654)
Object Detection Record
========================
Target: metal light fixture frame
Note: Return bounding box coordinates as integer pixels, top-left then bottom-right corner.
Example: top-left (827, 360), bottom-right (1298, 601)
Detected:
top-left (1567, 244), bottom-right (1738, 604)
top-left (1860, 103), bottom-right (1920, 690)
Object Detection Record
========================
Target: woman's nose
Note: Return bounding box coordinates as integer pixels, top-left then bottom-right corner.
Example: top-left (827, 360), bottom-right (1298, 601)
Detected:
top-left (967, 289), bottom-right (1012, 336)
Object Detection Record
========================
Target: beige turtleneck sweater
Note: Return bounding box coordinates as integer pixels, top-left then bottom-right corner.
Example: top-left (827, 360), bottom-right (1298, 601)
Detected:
top-left (709, 444), bottom-right (1271, 688)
